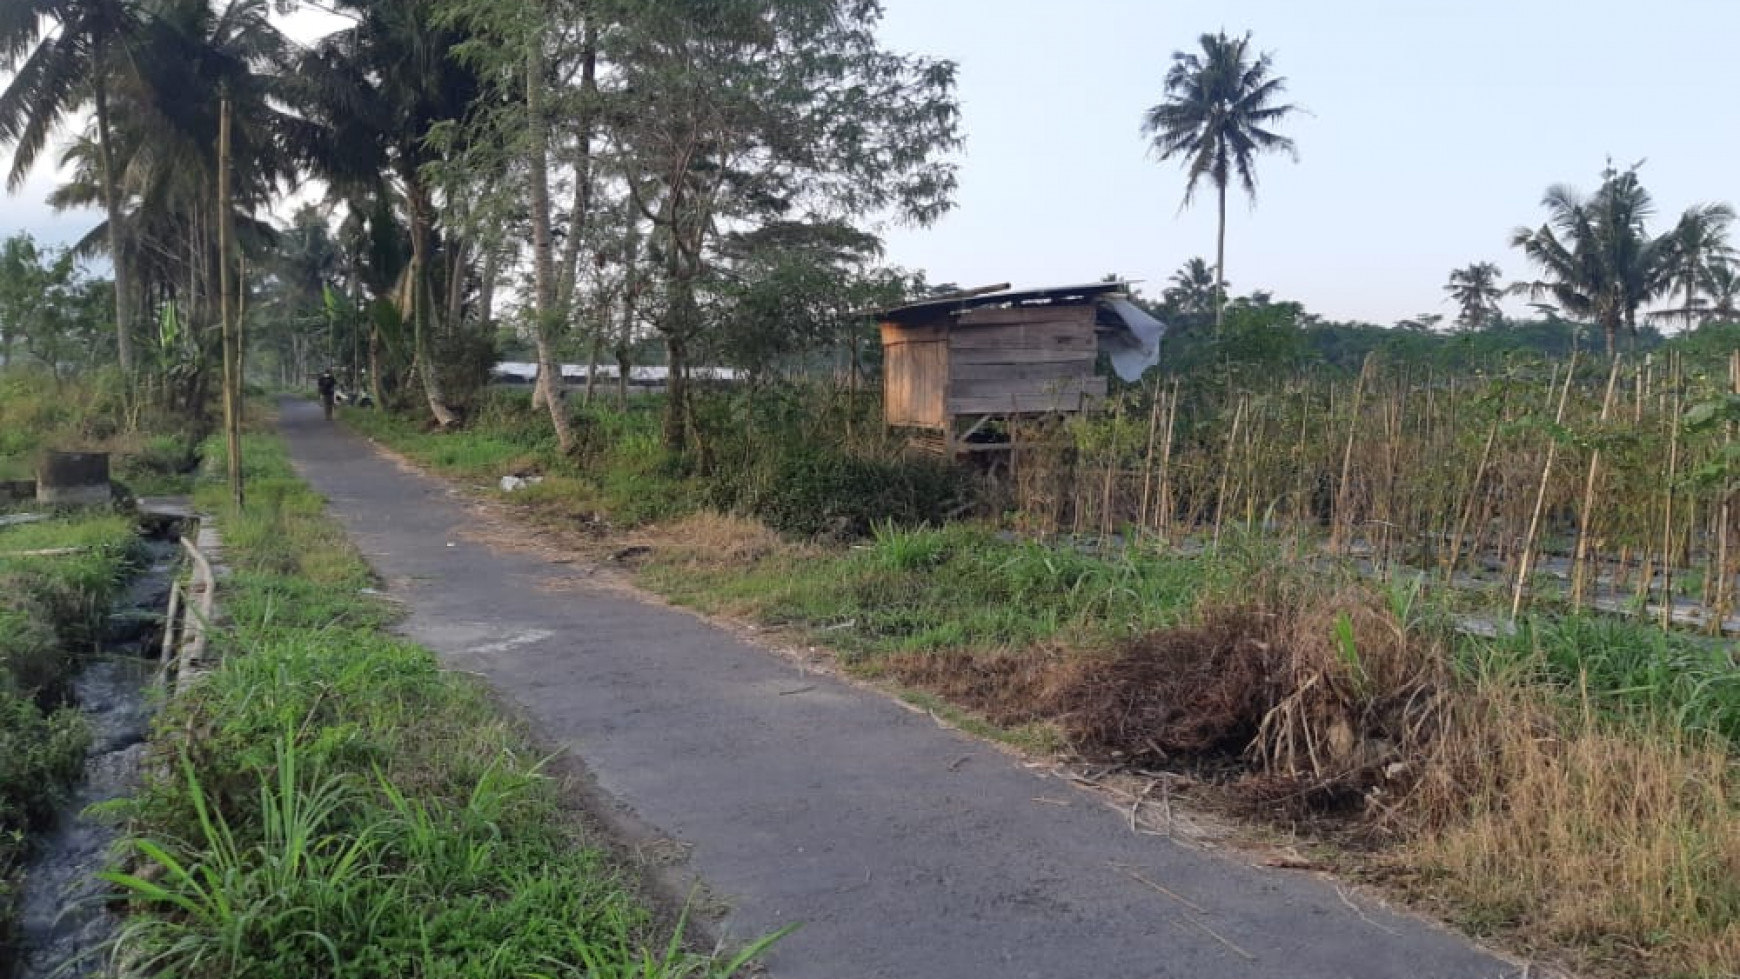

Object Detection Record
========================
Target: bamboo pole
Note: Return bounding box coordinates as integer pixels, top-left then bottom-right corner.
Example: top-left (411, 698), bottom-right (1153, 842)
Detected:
top-left (217, 92), bottom-right (243, 509)
top-left (1445, 404), bottom-right (1503, 583)
top-left (1571, 355), bottom-right (1623, 607)
top-left (1660, 356), bottom-right (1682, 629)
top-left (1138, 386), bottom-right (1163, 539)
top-left (1155, 379), bottom-right (1179, 542)
top-left (1512, 352), bottom-right (1577, 620)
top-left (1713, 350), bottom-right (1740, 632)
top-left (1330, 353), bottom-right (1374, 553)
top-left (1100, 396), bottom-right (1125, 542)
top-left (1212, 397), bottom-right (1246, 551)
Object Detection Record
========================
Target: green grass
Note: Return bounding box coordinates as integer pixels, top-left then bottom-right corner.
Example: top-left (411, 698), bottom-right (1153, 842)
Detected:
top-left (106, 429), bottom-right (780, 977)
top-left (0, 367), bottom-right (205, 499)
top-left (344, 389), bottom-right (968, 535)
top-left (0, 511), bottom-right (139, 960)
top-left (1465, 614), bottom-right (1740, 744)
top-left (643, 521), bottom-right (1242, 661)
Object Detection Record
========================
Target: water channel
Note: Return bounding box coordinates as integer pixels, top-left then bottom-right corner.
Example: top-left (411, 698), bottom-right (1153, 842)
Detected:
top-left (12, 530), bottom-right (179, 979)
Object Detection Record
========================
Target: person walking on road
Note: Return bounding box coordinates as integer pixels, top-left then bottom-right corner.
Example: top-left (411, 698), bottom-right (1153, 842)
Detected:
top-left (317, 370), bottom-right (338, 421)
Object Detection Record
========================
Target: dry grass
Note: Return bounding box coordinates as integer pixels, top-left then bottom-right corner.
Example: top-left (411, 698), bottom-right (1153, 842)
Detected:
top-left (356, 434), bottom-right (1740, 978)
top-left (636, 512), bottom-right (797, 568)
top-left (889, 576), bottom-right (1460, 822)
top-left (885, 573), bottom-right (1739, 978)
top-left (1410, 696), bottom-right (1740, 978)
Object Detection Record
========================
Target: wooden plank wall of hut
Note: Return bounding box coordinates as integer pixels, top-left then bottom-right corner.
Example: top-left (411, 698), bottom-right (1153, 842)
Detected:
top-left (945, 305), bottom-right (1105, 416)
top-left (882, 328), bottom-right (948, 429)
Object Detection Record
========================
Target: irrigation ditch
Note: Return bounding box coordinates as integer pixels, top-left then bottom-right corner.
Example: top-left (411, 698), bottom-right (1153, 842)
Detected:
top-left (9, 500), bottom-right (218, 979)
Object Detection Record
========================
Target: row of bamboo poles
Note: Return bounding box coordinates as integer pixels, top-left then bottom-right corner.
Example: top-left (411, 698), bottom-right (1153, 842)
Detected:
top-left (1008, 350), bottom-right (1740, 630)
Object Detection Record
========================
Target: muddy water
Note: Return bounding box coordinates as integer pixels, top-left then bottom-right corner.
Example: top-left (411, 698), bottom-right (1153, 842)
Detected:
top-left (13, 536), bottom-right (177, 979)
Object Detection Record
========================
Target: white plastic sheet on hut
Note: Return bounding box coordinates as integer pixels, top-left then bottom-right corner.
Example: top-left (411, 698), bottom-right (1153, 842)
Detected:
top-left (1096, 298), bottom-right (1167, 382)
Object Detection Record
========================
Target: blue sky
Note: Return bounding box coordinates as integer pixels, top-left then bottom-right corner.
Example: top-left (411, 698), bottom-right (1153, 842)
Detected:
top-left (4, 0), bottom-right (1737, 325)
top-left (874, 0), bottom-right (1740, 323)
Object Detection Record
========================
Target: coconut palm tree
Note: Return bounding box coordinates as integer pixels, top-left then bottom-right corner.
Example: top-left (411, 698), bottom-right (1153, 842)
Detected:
top-left (1141, 31), bottom-right (1298, 332)
top-left (1443, 261), bottom-right (1504, 330)
top-left (1702, 261), bottom-right (1740, 324)
top-left (51, 0), bottom-right (292, 314)
top-left (1652, 203), bottom-right (1736, 330)
top-left (285, 0), bottom-right (484, 428)
top-left (1162, 256), bottom-right (1219, 326)
top-left (0, 0), bottom-right (144, 370)
top-left (1511, 163), bottom-right (1673, 356)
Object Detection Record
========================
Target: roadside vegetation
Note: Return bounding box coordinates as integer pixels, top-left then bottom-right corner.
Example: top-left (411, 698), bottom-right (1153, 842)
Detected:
top-left (2, 0), bottom-right (1738, 971)
top-left (0, 372), bottom-right (150, 963)
top-left (348, 357), bottom-right (1740, 977)
top-left (101, 431), bottom-right (776, 977)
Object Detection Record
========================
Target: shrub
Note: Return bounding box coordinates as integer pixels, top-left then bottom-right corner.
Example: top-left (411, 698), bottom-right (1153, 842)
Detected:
top-left (711, 442), bottom-right (966, 538)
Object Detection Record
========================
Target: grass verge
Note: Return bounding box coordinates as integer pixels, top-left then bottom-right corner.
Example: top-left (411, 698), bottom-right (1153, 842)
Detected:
top-left (0, 512), bottom-right (139, 962)
top-left (353, 397), bottom-right (1739, 979)
top-left (103, 432), bottom-right (777, 978)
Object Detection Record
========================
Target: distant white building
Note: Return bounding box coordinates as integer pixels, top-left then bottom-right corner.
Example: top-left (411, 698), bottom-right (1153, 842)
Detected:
top-left (490, 362), bottom-right (742, 387)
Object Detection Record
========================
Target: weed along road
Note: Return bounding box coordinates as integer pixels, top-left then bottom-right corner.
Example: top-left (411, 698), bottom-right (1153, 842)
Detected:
top-left (279, 399), bottom-right (1517, 979)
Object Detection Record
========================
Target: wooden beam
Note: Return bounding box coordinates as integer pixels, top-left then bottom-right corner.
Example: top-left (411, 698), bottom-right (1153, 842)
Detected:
top-left (880, 322), bottom-right (947, 344)
top-left (951, 376), bottom-right (1100, 400)
top-left (955, 305), bottom-right (1096, 327)
top-left (948, 390), bottom-right (1107, 416)
top-left (950, 360), bottom-right (1093, 381)
top-left (950, 347), bottom-right (1096, 366)
top-left (948, 326), bottom-right (1095, 351)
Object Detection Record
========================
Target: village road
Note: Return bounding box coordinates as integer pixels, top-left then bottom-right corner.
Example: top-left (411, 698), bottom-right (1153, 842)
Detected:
top-left (280, 398), bottom-right (1520, 979)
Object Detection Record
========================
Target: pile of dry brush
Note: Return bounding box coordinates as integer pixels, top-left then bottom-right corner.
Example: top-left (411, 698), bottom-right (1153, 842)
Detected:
top-left (890, 574), bottom-right (1511, 835)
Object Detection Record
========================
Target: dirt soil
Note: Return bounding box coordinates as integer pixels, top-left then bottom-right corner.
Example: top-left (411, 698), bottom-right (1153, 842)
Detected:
top-left (282, 398), bottom-right (1534, 979)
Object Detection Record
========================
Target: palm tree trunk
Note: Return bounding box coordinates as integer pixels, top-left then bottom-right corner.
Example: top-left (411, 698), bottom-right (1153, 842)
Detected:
top-left (92, 68), bottom-right (133, 373)
top-left (664, 328), bottom-right (688, 451)
top-left (616, 202), bottom-right (642, 409)
top-left (217, 94), bottom-right (242, 507)
top-left (555, 18), bottom-right (599, 319)
top-left (527, 21), bottom-right (574, 453)
top-left (660, 246), bottom-right (696, 451)
top-left (406, 185), bottom-right (457, 428)
top-left (1214, 180), bottom-right (1227, 331)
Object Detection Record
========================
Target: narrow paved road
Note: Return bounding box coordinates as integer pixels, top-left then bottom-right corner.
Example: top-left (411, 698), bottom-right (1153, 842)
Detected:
top-left (281, 400), bottom-right (1518, 979)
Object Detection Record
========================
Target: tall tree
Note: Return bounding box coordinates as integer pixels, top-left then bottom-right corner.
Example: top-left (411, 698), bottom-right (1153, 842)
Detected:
top-left (0, 0), bottom-right (142, 371)
top-left (1702, 260), bottom-right (1740, 325)
top-left (435, 0), bottom-right (601, 450)
top-left (1654, 203), bottom-right (1736, 330)
top-left (1511, 163), bottom-right (1674, 357)
top-left (1443, 261), bottom-right (1504, 330)
top-left (288, 0), bottom-right (484, 428)
top-left (1161, 256), bottom-right (1218, 326)
top-left (608, 0), bottom-right (961, 450)
top-left (1141, 31), bottom-right (1298, 332)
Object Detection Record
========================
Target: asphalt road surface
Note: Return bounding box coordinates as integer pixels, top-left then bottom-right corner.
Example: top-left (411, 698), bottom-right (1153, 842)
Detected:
top-left (280, 399), bottom-right (1522, 979)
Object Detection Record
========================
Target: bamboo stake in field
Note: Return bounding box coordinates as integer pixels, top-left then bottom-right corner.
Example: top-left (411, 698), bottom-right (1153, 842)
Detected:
top-left (1155, 379), bottom-right (1179, 543)
top-left (1571, 355), bottom-right (1623, 607)
top-left (1712, 350), bottom-right (1740, 632)
top-left (1445, 401), bottom-right (1504, 584)
top-left (1660, 356), bottom-right (1683, 630)
top-left (1137, 385), bottom-right (1163, 539)
top-left (217, 92), bottom-right (243, 509)
top-left (1100, 396), bottom-right (1126, 542)
top-left (1330, 353), bottom-right (1374, 554)
top-left (1212, 397), bottom-right (1246, 551)
top-left (1512, 352), bottom-right (1577, 621)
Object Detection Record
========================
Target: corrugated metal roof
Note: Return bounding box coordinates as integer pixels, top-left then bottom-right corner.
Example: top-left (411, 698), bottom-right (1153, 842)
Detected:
top-left (879, 281), bottom-right (1128, 324)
